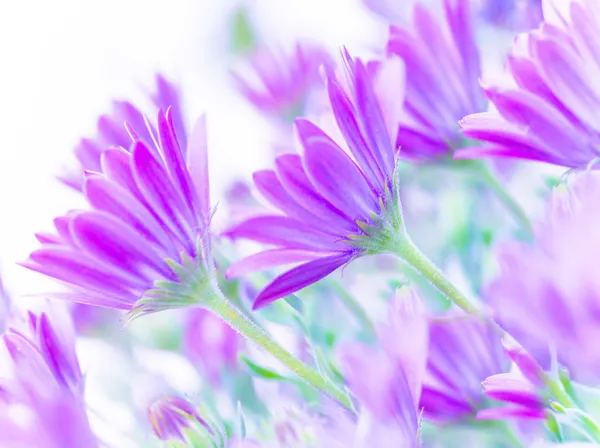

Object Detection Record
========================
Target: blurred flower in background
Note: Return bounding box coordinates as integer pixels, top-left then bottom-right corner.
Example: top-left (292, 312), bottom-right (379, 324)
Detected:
top-left (459, 0), bottom-right (600, 168)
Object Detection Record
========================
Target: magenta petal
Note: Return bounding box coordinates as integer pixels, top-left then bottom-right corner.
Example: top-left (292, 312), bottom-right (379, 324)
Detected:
top-left (132, 142), bottom-right (194, 251)
top-left (101, 148), bottom-right (139, 194)
top-left (226, 216), bottom-right (342, 251)
top-left (477, 405), bottom-right (545, 420)
top-left (25, 247), bottom-right (142, 296)
top-left (157, 109), bottom-right (200, 223)
top-left (301, 129), bottom-right (378, 220)
top-left (253, 169), bottom-right (351, 235)
top-left (37, 313), bottom-right (80, 391)
top-left (186, 115), bottom-right (211, 220)
top-left (225, 249), bottom-right (323, 279)
top-left (274, 154), bottom-right (354, 228)
top-left (84, 176), bottom-right (174, 253)
top-left (253, 253), bottom-right (351, 309)
top-left (353, 60), bottom-right (396, 180)
top-left (325, 82), bottom-right (383, 191)
top-left (70, 211), bottom-right (170, 279)
top-left (419, 387), bottom-right (474, 420)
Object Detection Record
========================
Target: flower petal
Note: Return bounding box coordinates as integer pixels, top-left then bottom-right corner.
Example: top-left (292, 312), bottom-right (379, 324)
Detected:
top-left (253, 253), bottom-right (351, 309)
top-left (225, 249), bottom-right (323, 279)
top-left (225, 216), bottom-right (342, 251)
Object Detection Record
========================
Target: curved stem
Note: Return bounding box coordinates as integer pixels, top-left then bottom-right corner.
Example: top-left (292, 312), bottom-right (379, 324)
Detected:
top-left (475, 162), bottom-right (533, 236)
top-left (391, 236), bottom-right (485, 320)
top-left (203, 288), bottom-right (354, 412)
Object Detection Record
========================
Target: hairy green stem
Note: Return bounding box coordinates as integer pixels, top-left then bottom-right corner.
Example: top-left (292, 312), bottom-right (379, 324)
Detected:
top-left (203, 288), bottom-right (354, 412)
top-left (391, 236), bottom-right (485, 320)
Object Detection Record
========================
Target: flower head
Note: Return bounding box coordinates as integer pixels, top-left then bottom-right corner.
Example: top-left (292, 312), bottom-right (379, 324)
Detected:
top-left (226, 50), bottom-right (403, 309)
top-left (24, 109), bottom-right (214, 317)
top-left (232, 43), bottom-right (332, 123)
top-left (421, 315), bottom-right (509, 421)
top-left (387, 0), bottom-right (485, 158)
top-left (484, 171), bottom-right (600, 383)
top-left (60, 74), bottom-right (186, 190)
top-left (0, 308), bottom-right (97, 447)
top-left (459, 0), bottom-right (600, 168)
top-left (148, 396), bottom-right (214, 443)
top-left (477, 341), bottom-right (546, 420)
top-left (340, 288), bottom-right (428, 447)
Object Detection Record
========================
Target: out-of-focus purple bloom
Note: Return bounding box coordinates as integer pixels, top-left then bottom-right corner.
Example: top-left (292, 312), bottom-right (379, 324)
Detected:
top-left (421, 315), bottom-right (509, 421)
top-left (484, 171), bottom-right (600, 383)
top-left (478, 337), bottom-right (546, 420)
top-left (478, 372), bottom-right (546, 420)
top-left (24, 110), bottom-right (213, 317)
top-left (232, 43), bottom-right (332, 123)
top-left (148, 396), bottom-right (213, 443)
top-left (0, 393), bottom-right (99, 448)
top-left (226, 51), bottom-right (401, 309)
top-left (387, 0), bottom-right (485, 158)
top-left (0, 308), bottom-right (98, 447)
top-left (60, 74), bottom-right (186, 190)
top-left (479, 0), bottom-right (543, 30)
top-left (459, 0), bottom-right (600, 168)
top-left (340, 288), bottom-right (427, 447)
top-left (4, 307), bottom-right (82, 396)
top-left (183, 308), bottom-right (242, 384)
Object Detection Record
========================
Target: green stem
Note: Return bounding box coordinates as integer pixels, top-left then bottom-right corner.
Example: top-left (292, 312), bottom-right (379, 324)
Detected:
top-left (328, 279), bottom-right (376, 336)
top-left (391, 236), bottom-right (485, 320)
top-left (204, 288), bottom-right (354, 412)
top-left (544, 375), bottom-right (576, 409)
top-left (476, 162), bottom-right (534, 236)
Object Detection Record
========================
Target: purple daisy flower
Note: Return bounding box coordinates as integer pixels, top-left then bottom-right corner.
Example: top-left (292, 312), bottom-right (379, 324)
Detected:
top-left (387, 0), bottom-right (485, 158)
top-left (24, 110), bottom-right (212, 316)
top-left (421, 315), bottom-right (509, 421)
top-left (340, 288), bottom-right (427, 447)
top-left (147, 396), bottom-right (214, 443)
top-left (484, 171), bottom-right (600, 383)
top-left (459, 0), bottom-right (600, 168)
top-left (60, 74), bottom-right (187, 190)
top-left (225, 51), bottom-right (402, 309)
top-left (231, 42), bottom-right (332, 123)
top-left (0, 308), bottom-right (97, 447)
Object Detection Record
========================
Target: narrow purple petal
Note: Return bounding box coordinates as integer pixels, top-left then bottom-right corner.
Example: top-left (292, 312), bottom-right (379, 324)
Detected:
top-left (253, 169), bottom-right (352, 235)
top-left (326, 80), bottom-right (384, 191)
top-left (70, 211), bottom-right (171, 280)
top-left (157, 109), bottom-right (200, 224)
top-left (132, 142), bottom-right (194, 251)
top-left (186, 115), bottom-right (210, 219)
top-left (275, 154), bottom-right (355, 228)
top-left (226, 216), bottom-right (343, 251)
top-left (25, 247), bottom-right (142, 297)
top-left (225, 249), bottom-right (323, 279)
top-left (253, 253), bottom-right (351, 309)
top-left (84, 176), bottom-right (175, 253)
top-left (477, 405), bottom-right (545, 420)
top-left (300, 125), bottom-right (379, 220)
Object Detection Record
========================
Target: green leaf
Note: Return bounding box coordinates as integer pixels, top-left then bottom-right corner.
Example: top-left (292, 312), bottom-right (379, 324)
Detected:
top-left (241, 356), bottom-right (290, 381)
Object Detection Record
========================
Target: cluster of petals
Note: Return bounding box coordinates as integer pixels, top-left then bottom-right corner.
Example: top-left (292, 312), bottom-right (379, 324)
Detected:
top-left (460, 0), bottom-right (600, 168)
top-left (24, 107), bottom-right (212, 313)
